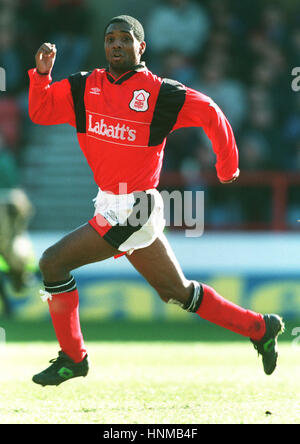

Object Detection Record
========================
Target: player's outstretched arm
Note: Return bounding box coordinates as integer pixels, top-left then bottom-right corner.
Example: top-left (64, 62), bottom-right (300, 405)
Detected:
top-left (173, 87), bottom-right (239, 184)
top-left (28, 43), bottom-right (75, 126)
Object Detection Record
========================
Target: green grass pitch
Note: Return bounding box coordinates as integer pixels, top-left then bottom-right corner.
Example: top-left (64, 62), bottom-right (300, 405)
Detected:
top-left (0, 320), bottom-right (299, 424)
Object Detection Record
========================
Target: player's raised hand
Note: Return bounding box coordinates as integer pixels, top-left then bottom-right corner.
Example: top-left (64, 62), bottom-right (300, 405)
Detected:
top-left (35, 43), bottom-right (57, 74)
top-left (220, 168), bottom-right (240, 184)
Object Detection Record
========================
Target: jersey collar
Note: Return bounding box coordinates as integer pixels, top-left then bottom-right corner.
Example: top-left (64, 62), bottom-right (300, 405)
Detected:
top-left (106, 62), bottom-right (146, 85)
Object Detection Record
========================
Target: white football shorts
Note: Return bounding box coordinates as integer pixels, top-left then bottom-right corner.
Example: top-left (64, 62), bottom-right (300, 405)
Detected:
top-left (89, 187), bottom-right (166, 253)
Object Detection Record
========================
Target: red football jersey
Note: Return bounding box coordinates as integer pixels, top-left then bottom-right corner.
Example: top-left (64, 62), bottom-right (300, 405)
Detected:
top-left (28, 65), bottom-right (239, 194)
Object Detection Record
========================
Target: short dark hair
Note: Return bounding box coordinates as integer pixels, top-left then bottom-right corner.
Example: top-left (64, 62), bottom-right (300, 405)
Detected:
top-left (104, 15), bottom-right (145, 42)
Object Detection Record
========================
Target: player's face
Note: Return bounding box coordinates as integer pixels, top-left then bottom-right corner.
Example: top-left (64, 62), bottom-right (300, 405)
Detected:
top-left (104, 22), bottom-right (145, 76)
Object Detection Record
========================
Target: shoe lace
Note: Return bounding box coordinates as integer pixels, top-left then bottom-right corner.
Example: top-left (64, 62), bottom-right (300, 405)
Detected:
top-left (251, 340), bottom-right (263, 357)
top-left (253, 344), bottom-right (260, 357)
top-left (49, 353), bottom-right (69, 367)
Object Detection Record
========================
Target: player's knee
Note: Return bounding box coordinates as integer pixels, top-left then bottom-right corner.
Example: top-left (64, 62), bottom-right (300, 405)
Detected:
top-left (39, 246), bottom-right (61, 277)
top-left (39, 248), bottom-right (52, 275)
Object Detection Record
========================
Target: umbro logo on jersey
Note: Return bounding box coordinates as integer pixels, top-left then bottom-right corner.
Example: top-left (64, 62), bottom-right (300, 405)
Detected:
top-left (129, 89), bottom-right (150, 112)
top-left (89, 87), bottom-right (101, 95)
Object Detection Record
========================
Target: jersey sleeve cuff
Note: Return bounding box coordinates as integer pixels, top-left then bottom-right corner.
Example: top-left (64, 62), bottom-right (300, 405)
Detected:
top-left (218, 168), bottom-right (240, 182)
top-left (28, 68), bottom-right (52, 85)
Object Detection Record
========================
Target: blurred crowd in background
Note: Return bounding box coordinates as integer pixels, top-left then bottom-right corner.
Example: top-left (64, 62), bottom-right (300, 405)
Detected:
top-left (0, 0), bottom-right (299, 230)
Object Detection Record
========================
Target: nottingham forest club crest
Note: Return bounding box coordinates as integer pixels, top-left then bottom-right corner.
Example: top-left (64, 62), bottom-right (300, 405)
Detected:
top-left (129, 89), bottom-right (150, 112)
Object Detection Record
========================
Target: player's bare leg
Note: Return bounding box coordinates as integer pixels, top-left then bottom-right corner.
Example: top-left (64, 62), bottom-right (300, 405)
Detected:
top-left (127, 233), bottom-right (284, 375)
top-left (126, 232), bottom-right (194, 307)
top-left (39, 223), bottom-right (119, 282)
top-left (33, 223), bottom-right (119, 386)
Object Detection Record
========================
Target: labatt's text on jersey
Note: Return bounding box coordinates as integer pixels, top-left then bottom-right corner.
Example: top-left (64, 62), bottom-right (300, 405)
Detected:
top-left (88, 114), bottom-right (136, 142)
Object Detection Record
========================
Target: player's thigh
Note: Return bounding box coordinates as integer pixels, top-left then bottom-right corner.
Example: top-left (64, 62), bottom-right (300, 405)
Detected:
top-left (40, 223), bottom-right (119, 273)
top-left (126, 232), bottom-right (192, 302)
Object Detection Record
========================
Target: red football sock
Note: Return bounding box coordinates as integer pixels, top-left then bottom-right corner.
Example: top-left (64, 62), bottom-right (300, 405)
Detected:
top-left (196, 284), bottom-right (266, 341)
top-left (47, 289), bottom-right (87, 363)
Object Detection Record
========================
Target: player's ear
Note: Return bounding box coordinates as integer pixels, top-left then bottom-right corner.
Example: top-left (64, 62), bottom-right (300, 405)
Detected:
top-left (139, 41), bottom-right (146, 56)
